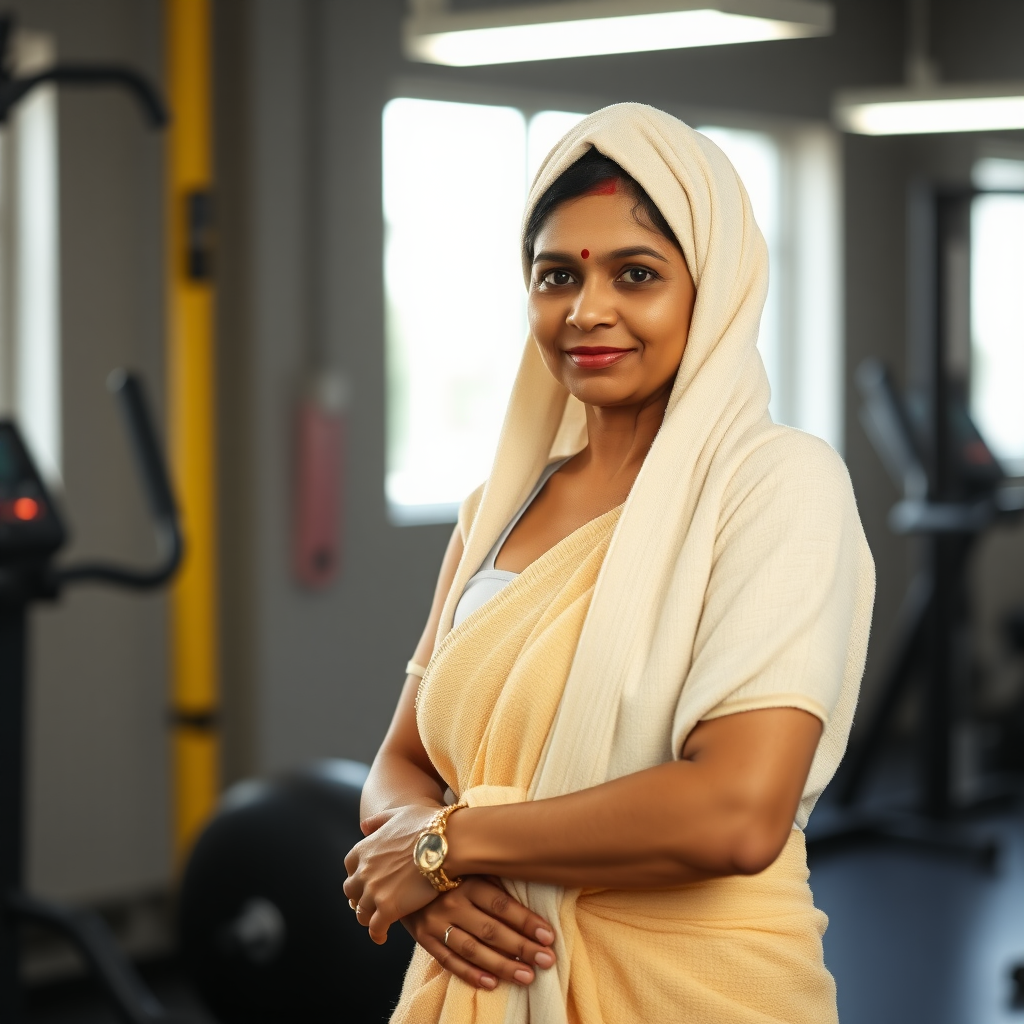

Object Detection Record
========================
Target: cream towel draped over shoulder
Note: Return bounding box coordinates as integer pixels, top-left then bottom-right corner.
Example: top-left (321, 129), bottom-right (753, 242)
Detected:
top-left (405, 103), bottom-right (874, 1024)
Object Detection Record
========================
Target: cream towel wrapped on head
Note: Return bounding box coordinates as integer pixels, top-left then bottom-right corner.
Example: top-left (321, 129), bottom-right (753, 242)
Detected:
top-left (396, 102), bottom-right (874, 1024)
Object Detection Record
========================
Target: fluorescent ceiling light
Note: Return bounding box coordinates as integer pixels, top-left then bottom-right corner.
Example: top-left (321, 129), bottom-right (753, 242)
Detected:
top-left (404, 1), bottom-right (833, 67)
top-left (835, 82), bottom-right (1024, 136)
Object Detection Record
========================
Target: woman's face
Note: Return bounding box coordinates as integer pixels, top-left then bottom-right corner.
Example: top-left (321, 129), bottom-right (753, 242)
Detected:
top-left (528, 185), bottom-right (696, 411)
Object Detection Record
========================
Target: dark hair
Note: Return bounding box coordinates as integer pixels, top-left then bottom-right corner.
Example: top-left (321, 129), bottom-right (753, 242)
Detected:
top-left (524, 147), bottom-right (678, 261)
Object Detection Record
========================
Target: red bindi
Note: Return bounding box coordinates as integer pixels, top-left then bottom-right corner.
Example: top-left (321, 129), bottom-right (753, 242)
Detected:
top-left (581, 249), bottom-right (590, 259)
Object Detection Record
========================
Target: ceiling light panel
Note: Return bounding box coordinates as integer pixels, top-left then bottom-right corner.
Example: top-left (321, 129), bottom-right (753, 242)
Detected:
top-left (405, 0), bottom-right (833, 67)
top-left (835, 82), bottom-right (1024, 136)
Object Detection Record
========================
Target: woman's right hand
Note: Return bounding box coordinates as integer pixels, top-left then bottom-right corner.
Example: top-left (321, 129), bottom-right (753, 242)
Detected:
top-left (402, 876), bottom-right (556, 990)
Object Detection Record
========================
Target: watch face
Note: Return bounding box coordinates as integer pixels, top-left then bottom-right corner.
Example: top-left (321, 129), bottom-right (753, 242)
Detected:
top-left (415, 832), bottom-right (447, 873)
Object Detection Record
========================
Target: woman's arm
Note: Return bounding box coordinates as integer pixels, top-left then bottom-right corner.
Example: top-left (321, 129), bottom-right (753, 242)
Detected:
top-left (444, 706), bottom-right (822, 887)
top-left (353, 524), bottom-right (559, 988)
top-left (346, 706), bottom-right (822, 945)
top-left (359, 524), bottom-right (464, 823)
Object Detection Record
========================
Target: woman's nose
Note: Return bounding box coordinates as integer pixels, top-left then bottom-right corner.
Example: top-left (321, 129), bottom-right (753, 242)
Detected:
top-left (566, 281), bottom-right (617, 332)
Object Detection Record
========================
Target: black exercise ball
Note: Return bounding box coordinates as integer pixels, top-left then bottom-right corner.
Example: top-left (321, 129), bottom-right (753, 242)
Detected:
top-left (178, 760), bottom-right (414, 1024)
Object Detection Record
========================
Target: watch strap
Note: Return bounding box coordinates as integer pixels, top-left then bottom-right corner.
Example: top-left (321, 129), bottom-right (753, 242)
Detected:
top-left (416, 801), bottom-right (467, 892)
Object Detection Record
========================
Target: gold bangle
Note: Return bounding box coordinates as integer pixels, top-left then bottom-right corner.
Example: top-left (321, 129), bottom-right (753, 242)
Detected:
top-left (405, 660), bottom-right (427, 679)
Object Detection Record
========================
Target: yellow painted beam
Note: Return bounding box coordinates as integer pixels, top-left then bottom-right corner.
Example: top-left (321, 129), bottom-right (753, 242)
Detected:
top-left (165, 0), bottom-right (219, 864)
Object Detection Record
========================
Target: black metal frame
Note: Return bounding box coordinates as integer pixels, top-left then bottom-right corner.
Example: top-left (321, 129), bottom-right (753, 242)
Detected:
top-left (0, 16), bottom-right (167, 127)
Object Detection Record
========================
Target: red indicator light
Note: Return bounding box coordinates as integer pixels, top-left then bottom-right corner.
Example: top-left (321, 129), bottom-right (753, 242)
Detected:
top-left (13, 497), bottom-right (39, 521)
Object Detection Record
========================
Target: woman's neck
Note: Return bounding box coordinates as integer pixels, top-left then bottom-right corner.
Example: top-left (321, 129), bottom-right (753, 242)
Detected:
top-left (577, 384), bottom-right (671, 483)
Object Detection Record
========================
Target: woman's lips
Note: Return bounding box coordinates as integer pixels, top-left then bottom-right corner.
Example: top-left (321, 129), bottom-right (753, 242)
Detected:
top-left (566, 346), bottom-right (634, 369)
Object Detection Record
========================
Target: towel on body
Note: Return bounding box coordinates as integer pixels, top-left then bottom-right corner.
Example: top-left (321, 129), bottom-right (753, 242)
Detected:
top-left (397, 102), bottom-right (874, 1024)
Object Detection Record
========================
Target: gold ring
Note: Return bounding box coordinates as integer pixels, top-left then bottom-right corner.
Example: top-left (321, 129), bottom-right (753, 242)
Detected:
top-left (348, 898), bottom-right (356, 911)
top-left (444, 925), bottom-right (454, 946)
top-left (356, 904), bottom-right (364, 917)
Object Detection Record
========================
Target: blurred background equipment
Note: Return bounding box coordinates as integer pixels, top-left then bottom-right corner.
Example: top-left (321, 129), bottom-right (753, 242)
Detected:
top-left (809, 181), bottom-right (1024, 862)
top-left (0, 372), bottom-right (191, 1023)
top-left (0, 16), bottom-right (202, 1022)
top-left (178, 760), bottom-right (413, 1024)
top-left (0, 15), bottom-right (165, 124)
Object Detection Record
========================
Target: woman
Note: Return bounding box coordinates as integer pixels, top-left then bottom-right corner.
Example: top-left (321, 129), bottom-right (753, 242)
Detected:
top-left (345, 103), bottom-right (874, 1023)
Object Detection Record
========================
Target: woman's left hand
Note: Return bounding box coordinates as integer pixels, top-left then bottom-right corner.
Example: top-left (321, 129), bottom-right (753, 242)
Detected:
top-left (344, 803), bottom-right (441, 944)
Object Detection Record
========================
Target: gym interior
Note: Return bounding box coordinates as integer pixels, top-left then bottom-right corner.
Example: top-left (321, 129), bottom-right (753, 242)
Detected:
top-left (2, 1), bottom-right (1024, 1021)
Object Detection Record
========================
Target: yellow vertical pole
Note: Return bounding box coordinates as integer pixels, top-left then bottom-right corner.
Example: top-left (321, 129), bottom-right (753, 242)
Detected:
top-left (165, 0), bottom-right (219, 864)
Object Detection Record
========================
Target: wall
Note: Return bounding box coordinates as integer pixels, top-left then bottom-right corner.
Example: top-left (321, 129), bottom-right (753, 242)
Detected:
top-left (215, 0), bottom-right (447, 781)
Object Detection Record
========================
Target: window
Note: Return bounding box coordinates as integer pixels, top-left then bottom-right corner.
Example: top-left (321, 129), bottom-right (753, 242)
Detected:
top-left (383, 98), bottom-right (527, 524)
top-left (383, 97), bottom-right (842, 524)
top-left (0, 29), bottom-right (61, 485)
top-left (971, 157), bottom-right (1024, 476)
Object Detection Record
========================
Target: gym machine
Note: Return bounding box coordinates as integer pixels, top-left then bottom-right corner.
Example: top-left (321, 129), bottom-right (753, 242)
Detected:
top-left (178, 761), bottom-right (414, 1024)
top-left (0, 373), bottom-right (195, 1023)
top-left (809, 184), bottom-right (1024, 863)
top-left (0, 15), bottom-right (210, 1022)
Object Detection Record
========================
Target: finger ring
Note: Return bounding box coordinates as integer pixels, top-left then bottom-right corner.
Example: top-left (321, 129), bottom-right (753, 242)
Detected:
top-left (356, 904), bottom-right (364, 917)
top-left (348, 899), bottom-right (356, 911)
top-left (444, 925), bottom-right (454, 946)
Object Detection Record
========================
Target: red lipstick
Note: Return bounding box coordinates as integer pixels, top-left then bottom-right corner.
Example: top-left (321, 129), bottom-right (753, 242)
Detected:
top-left (566, 346), bottom-right (633, 369)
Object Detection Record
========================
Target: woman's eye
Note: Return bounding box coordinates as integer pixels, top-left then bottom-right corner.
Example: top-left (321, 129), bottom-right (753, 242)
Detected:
top-left (540, 269), bottom-right (574, 287)
top-left (620, 267), bottom-right (655, 284)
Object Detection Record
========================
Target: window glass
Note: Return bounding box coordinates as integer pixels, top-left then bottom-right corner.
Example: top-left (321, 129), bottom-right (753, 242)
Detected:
top-left (383, 98), bottom-right (527, 522)
top-left (971, 183), bottom-right (1024, 475)
top-left (14, 74), bottom-right (60, 484)
top-left (0, 31), bottom-right (61, 484)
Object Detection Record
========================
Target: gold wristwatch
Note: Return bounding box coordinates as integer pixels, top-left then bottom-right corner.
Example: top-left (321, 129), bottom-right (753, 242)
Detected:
top-left (413, 802), bottom-right (467, 892)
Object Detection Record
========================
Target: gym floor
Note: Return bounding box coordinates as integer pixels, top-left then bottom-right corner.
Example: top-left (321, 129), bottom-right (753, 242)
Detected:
top-left (25, 959), bottom-right (215, 1024)
top-left (811, 808), bottom-right (1024, 1023)
top-left (24, 793), bottom-right (1024, 1024)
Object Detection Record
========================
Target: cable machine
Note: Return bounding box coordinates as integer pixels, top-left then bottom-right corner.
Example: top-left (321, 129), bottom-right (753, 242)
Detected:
top-left (0, 16), bottom-right (206, 1024)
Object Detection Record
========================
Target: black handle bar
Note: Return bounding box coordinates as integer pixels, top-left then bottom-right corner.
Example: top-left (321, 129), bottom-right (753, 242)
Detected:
top-left (0, 13), bottom-right (167, 127)
top-left (856, 358), bottom-right (928, 501)
top-left (53, 371), bottom-right (184, 590)
top-left (109, 370), bottom-right (178, 525)
top-left (0, 64), bottom-right (168, 126)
